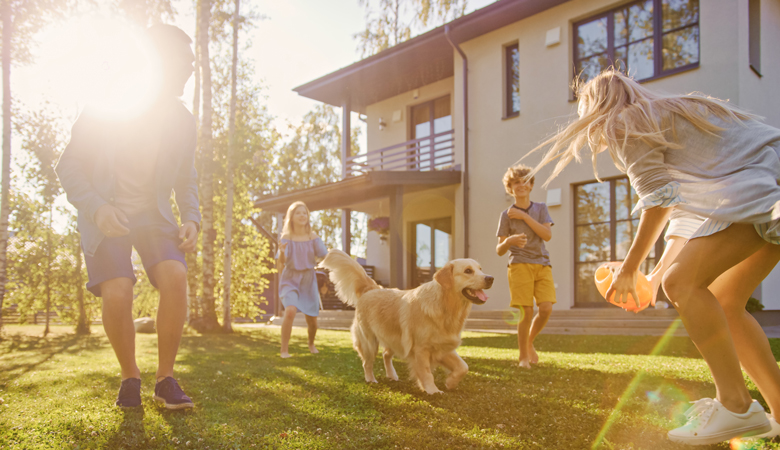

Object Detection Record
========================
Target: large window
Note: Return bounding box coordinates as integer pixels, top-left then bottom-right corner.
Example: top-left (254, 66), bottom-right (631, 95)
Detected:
top-left (504, 43), bottom-right (520, 118)
top-left (410, 96), bottom-right (453, 171)
top-left (574, 178), bottom-right (664, 306)
top-left (410, 218), bottom-right (451, 287)
top-left (573, 0), bottom-right (699, 83)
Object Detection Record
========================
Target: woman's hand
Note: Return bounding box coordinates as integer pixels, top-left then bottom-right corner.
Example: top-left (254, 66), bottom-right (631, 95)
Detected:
top-left (279, 241), bottom-right (288, 255)
top-left (606, 264), bottom-right (640, 309)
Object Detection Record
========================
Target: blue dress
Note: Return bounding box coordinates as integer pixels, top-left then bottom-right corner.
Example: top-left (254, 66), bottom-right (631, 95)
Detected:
top-left (279, 237), bottom-right (328, 317)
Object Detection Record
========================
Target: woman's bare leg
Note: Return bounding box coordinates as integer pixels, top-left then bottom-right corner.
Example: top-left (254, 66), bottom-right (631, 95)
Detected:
top-left (305, 314), bottom-right (318, 354)
top-left (663, 223), bottom-right (768, 413)
top-left (710, 243), bottom-right (780, 417)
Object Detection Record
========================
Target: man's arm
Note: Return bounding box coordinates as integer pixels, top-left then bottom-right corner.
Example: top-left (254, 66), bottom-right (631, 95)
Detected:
top-left (173, 118), bottom-right (201, 228)
top-left (54, 112), bottom-right (109, 223)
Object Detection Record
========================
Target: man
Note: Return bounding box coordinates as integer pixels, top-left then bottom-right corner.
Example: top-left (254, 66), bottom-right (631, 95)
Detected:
top-left (56, 24), bottom-right (200, 409)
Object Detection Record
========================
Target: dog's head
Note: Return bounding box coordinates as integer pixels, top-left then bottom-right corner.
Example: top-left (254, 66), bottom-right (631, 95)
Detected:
top-left (433, 259), bottom-right (494, 305)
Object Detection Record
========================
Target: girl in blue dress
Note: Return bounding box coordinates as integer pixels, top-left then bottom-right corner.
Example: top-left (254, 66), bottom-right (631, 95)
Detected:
top-left (278, 201), bottom-right (328, 358)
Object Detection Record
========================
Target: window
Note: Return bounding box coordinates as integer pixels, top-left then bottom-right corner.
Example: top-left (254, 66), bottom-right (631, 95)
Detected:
top-left (504, 43), bottom-right (520, 117)
top-left (410, 218), bottom-right (452, 287)
top-left (410, 96), bottom-right (453, 171)
top-left (573, 0), bottom-right (699, 83)
top-left (749, 0), bottom-right (761, 76)
top-left (573, 178), bottom-right (664, 306)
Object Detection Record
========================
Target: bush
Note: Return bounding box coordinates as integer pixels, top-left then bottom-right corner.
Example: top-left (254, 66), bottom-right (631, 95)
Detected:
top-left (746, 297), bottom-right (765, 313)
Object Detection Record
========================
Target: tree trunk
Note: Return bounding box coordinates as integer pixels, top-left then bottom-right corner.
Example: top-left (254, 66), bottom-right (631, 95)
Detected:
top-left (222, 0), bottom-right (240, 333)
top-left (44, 206), bottom-right (52, 337)
top-left (196, 0), bottom-right (220, 332)
top-left (74, 235), bottom-right (89, 335)
top-left (187, 4), bottom-right (202, 324)
top-left (0, 0), bottom-right (12, 335)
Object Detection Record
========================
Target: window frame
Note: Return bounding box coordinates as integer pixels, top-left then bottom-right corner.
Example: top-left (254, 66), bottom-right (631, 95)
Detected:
top-left (572, 0), bottom-right (700, 85)
top-left (571, 176), bottom-right (666, 307)
top-left (503, 42), bottom-right (520, 119)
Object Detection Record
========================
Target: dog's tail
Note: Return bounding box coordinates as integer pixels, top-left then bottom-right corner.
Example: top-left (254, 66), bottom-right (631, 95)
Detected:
top-left (319, 249), bottom-right (380, 307)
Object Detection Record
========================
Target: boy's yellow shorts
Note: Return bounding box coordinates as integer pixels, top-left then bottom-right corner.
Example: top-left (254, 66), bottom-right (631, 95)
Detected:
top-left (508, 263), bottom-right (556, 308)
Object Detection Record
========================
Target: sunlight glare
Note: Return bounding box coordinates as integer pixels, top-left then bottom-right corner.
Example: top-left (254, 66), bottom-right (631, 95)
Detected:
top-left (39, 15), bottom-right (161, 119)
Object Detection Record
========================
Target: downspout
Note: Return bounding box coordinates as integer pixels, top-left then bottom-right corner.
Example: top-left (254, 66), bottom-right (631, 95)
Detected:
top-left (444, 25), bottom-right (469, 258)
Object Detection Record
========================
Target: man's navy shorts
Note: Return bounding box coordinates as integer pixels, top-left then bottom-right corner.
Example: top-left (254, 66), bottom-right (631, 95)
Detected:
top-left (84, 211), bottom-right (186, 297)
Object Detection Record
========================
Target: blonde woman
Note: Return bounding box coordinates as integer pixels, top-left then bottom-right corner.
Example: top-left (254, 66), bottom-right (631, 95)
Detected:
top-left (278, 202), bottom-right (328, 358)
top-left (528, 69), bottom-right (780, 445)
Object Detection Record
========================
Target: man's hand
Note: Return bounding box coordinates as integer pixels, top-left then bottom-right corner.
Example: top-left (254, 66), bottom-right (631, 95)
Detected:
top-left (507, 208), bottom-right (529, 221)
top-left (178, 221), bottom-right (199, 253)
top-left (95, 204), bottom-right (130, 237)
top-left (506, 233), bottom-right (527, 248)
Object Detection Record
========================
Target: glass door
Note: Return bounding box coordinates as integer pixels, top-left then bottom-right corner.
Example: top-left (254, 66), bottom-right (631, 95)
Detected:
top-left (410, 96), bottom-right (452, 171)
top-left (411, 217), bottom-right (452, 287)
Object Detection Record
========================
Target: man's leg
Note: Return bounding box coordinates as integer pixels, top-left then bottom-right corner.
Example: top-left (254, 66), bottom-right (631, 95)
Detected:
top-left (101, 277), bottom-right (140, 380)
top-left (148, 260), bottom-right (188, 381)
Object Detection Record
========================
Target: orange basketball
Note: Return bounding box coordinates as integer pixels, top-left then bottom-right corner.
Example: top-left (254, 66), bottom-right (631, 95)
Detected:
top-left (594, 262), bottom-right (653, 313)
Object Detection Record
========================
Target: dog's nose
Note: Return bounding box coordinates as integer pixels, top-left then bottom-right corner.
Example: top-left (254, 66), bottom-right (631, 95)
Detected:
top-left (485, 276), bottom-right (494, 288)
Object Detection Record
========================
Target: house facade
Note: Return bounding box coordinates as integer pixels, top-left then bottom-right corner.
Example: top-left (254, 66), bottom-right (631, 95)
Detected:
top-left (256, 0), bottom-right (780, 310)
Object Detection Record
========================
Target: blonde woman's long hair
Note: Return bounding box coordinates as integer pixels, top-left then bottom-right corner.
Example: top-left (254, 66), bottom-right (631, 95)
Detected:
top-left (282, 201), bottom-right (311, 236)
top-left (527, 69), bottom-right (756, 186)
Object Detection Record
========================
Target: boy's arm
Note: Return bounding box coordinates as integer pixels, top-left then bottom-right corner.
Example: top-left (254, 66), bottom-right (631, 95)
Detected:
top-left (54, 113), bottom-right (109, 223)
top-left (496, 235), bottom-right (527, 256)
top-left (507, 208), bottom-right (552, 241)
top-left (173, 119), bottom-right (201, 229)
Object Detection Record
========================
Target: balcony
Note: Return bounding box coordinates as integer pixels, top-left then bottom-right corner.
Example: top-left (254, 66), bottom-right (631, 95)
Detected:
top-left (344, 129), bottom-right (455, 177)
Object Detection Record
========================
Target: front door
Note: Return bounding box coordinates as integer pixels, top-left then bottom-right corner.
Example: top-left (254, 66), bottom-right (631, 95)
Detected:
top-left (411, 217), bottom-right (452, 287)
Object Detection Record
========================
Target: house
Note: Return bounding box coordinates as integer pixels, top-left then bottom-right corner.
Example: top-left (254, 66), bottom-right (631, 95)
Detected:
top-left (256, 0), bottom-right (780, 311)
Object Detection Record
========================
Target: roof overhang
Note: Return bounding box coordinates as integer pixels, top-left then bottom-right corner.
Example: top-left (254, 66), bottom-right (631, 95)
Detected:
top-left (294, 0), bottom-right (571, 113)
top-left (254, 170), bottom-right (462, 214)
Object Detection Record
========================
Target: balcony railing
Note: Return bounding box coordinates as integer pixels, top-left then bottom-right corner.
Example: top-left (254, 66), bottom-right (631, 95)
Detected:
top-left (344, 129), bottom-right (455, 177)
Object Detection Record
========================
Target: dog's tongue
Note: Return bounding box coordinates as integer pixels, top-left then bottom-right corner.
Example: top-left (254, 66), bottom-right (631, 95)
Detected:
top-left (475, 290), bottom-right (488, 302)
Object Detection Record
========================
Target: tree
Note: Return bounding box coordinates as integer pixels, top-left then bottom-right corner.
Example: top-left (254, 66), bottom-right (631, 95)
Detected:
top-left (355, 0), bottom-right (467, 57)
top-left (0, 0), bottom-right (71, 334)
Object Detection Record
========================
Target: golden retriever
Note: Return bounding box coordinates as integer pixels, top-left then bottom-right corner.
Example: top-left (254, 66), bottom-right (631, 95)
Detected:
top-left (319, 249), bottom-right (493, 394)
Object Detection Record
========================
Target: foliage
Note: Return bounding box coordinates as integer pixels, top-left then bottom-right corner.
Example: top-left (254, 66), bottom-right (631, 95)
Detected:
top-left (4, 326), bottom-right (780, 449)
top-left (367, 216), bottom-right (390, 235)
top-left (355, 0), bottom-right (468, 58)
top-left (746, 297), bottom-right (764, 313)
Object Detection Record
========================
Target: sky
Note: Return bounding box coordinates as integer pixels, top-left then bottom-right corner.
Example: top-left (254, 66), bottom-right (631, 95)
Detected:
top-left (13, 0), bottom-right (497, 132)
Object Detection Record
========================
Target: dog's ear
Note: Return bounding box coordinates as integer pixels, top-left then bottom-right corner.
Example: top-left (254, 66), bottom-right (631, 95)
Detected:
top-left (433, 263), bottom-right (454, 291)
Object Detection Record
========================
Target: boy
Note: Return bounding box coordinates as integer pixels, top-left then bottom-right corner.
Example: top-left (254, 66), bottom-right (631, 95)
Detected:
top-left (55, 25), bottom-right (200, 409)
top-left (496, 164), bottom-right (555, 368)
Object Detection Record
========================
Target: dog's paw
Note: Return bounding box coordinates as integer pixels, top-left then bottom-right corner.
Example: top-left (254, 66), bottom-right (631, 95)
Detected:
top-left (386, 374), bottom-right (399, 381)
top-left (424, 387), bottom-right (443, 395)
top-left (445, 379), bottom-right (459, 390)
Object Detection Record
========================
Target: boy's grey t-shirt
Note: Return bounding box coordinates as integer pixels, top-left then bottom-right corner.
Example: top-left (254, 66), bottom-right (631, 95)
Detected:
top-left (496, 202), bottom-right (553, 266)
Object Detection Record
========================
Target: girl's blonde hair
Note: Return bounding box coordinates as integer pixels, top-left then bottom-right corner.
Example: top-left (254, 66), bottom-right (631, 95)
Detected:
top-left (282, 201), bottom-right (311, 236)
top-left (527, 69), bottom-right (755, 186)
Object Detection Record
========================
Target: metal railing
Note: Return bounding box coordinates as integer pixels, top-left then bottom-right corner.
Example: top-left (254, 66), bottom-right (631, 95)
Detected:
top-left (344, 129), bottom-right (455, 176)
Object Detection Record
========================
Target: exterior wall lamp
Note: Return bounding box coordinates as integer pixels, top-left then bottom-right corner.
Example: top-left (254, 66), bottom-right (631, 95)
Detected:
top-left (378, 117), bottom-right (387, 131)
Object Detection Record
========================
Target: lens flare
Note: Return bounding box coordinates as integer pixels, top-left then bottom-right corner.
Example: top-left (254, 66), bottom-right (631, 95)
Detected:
top-left (37, 14), bottom-right (161, 119)
top-left (591, 318), bottom-right (684, 449)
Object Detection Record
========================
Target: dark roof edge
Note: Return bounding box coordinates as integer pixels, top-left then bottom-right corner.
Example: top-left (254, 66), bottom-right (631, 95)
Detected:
top-left (293, 0), bottom-right (568, 97)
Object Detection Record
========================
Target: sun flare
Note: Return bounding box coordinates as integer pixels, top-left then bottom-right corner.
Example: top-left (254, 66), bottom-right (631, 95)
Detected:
top-left (39, 15), bottom-right (163, 119)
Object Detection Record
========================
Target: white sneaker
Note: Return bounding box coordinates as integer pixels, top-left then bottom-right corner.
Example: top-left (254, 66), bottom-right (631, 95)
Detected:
top-left (746, 413), bottom-right (780, 439)
top-left (668, 398), bottom-right (771, 445)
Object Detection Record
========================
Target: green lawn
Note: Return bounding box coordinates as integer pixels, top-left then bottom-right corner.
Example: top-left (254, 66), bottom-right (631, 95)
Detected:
top-left (1, 324), bottom-right (780, 450)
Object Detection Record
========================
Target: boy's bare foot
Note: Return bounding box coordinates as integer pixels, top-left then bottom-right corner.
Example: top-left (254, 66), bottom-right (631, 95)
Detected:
top-left (529, 344), bottom-right (539, 364)
top-left (309, 344), bottom-right (319, 354)
top-left (280, 351), bottom-right (291, 358)
top-left (518, 359), bottom-right (531, 369)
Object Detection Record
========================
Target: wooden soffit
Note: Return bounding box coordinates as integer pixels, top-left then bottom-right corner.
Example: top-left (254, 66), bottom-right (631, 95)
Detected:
top-left (253, 170), bottom-right (462, 214)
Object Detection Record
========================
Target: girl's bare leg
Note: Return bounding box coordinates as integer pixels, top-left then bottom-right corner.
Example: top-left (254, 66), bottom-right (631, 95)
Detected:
top-left (305, 314), bottom-right (319, 354)
top-left (280, 305), bottom-right (298, 358)
top-left (663, 223), bottom-right (768, 414)
top-left (710, 243), bottom-right (780, 417)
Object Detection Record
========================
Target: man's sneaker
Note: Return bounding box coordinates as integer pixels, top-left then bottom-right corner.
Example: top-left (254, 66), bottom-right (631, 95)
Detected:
top-left (115, 378), bottom-right (142, 408)
top-left (153, 377), bottom-right (194, 410)
top-left (668, 398), bottom-right (771, 445)
top-left (747, 413), bottom-right (780, 439)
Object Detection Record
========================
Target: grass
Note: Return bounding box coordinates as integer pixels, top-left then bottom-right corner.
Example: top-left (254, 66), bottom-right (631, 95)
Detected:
top-left (1, 324), bottom-right (780, 450)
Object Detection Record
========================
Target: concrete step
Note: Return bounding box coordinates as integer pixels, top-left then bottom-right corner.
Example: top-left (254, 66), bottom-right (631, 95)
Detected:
top-left (465, 318), bottom-right (679, 329)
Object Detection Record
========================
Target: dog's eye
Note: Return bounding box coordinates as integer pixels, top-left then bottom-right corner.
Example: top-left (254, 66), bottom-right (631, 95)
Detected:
top-left (465, 268), bottom-right (473, 274)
